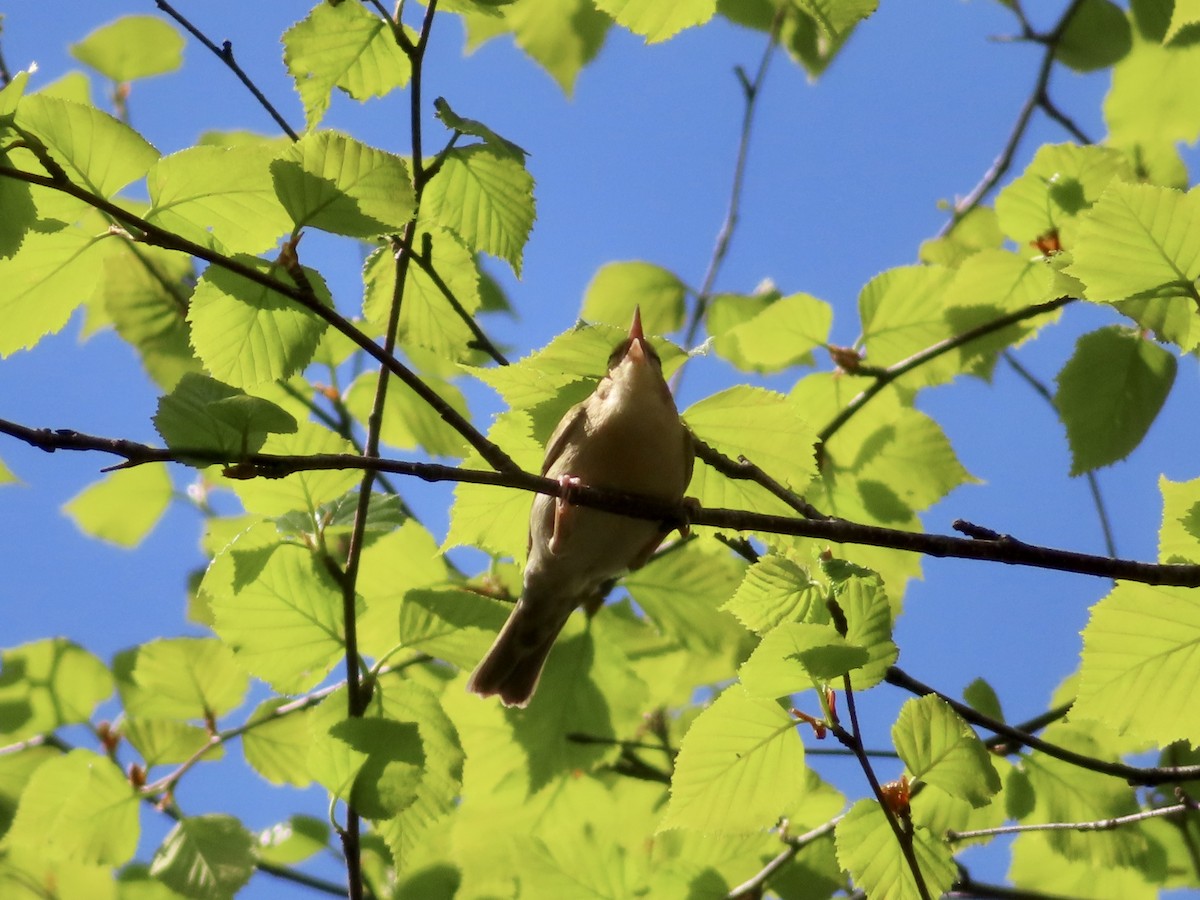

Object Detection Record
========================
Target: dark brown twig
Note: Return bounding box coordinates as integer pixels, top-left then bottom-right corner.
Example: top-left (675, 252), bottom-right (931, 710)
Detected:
top-left (154, 0), bottom-right (299, 140)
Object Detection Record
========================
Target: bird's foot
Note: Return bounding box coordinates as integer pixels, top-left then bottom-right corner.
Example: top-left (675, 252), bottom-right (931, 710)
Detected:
top-left (548, 474), bottom-right (583, 554)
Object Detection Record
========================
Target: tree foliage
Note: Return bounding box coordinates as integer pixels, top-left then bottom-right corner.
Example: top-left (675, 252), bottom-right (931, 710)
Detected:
top-left (2, 1), bottom-right (1200, 899)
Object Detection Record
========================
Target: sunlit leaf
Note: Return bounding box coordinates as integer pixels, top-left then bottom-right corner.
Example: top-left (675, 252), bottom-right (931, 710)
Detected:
top-left (70, 15), bottom-right (184, 81)
top-left (62, 464), bottom-right (172, 548)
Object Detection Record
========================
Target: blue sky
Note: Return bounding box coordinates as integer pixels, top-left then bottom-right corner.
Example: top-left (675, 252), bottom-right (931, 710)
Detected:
top-left (2, 2), bottom-right (1198, 896)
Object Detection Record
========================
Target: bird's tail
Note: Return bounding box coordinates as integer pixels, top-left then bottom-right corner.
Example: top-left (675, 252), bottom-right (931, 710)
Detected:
top-left (466, 597), bottom-right (570, 708)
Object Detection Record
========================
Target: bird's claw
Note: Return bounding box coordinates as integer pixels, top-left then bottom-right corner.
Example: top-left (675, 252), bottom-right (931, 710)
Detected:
top-left (549, 475), bottom-right (583, 554)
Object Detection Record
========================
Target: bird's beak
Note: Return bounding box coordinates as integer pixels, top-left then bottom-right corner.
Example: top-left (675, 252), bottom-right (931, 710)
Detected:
top-left (626, 306), bottom-right (648, 365)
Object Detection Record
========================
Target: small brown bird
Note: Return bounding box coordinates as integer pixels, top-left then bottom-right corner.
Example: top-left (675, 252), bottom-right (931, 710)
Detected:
top-left (467, 307), bottom-right (694, 707)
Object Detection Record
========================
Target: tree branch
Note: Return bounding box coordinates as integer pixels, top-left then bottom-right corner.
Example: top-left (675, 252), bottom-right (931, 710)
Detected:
top-left (3, 416), bottom-right (1198, 588)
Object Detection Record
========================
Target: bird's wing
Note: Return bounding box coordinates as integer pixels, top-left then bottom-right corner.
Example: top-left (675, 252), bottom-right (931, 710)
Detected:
top-left (540, 400), bottom-right (588, 476)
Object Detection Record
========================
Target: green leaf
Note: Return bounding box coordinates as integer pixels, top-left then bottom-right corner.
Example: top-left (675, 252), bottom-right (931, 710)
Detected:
top-left (892, 695), bottom-right (1000, 807)
top-left (242, 698), bottom-right (315, 787)
top-left (1159, 475), bottom-right (1200, 564)
top-left (100, 244), bottom-right (200, 390)
top-left (207, 542), bottom-right (349, 693)
top-left (399, 588), bottom-right (513, 670)
top-left (710, 292), bottom-right (833, 374)
top-left (7, 749), bottom-right (139, 866)
top-left (129, 637), bottom-right (249, 720)
top-left (361, 233), bottom-right (484, 360)
top-left (0, 226), bottom-right (114, 357)
top-left (257, 815), bottom-right (330, 865)
top-left (433, 97), bottom-right (528, 159)
top-left (580, 260), bottom-right (686, 333)
top-left (445, 412), bottom-right (542, 561)
top-left (1055, 0), bottom-right (1132, 71)
top-left (283, 0), bottom-right (411, 130)
top-left (150, 815), bottom-right (256, 900)
top-left (271, 130), bottom-right (415, 237)
top-left (16, 94), bottom-right (158, 198)
top-left (0, 639), bottom-right (113, 741)
top-left (70, 15), bottom-right (184, 81)
top-left (1069, 182), bottom-right (1200, 313)
top-left (723, 554), bottom-right (824, 633)
top-left (308, 716), bottom-right (425, 820)
top-left (356, 520), bottom-right (455, 659)
top-left (857, 264), bottom-right (957, 386)
top-left (372, 678), bottom-right (465, 869)
top-left (186, 260), bottom-right (331, 388)
top-left (462, 0), bottom-right (610, 94)
top-left (1054, 327), bottom-right (1176, 475)
top-left (834, 799), bottom-right (958, 900)
top-left (62, 464), bottom-right (172, 548)
top-left (659, 687), bottom-right (807, 833)
top-left (738, 622), bottom-right (865, 698)
top-left (0, 457), bottom-right (17, 486)
top-left (592, 0), bottom-right (716, 42)
top-left (422, 144), bottom-right (535, 274)
top-left (1017, 723), bottom-right (1147, 867)
top-left (624, 542), bottom-right (750, 687)
top-left (994, 143), bottom-right (1134, 247)
top-left (1167, 0), bottom-right (1200, 42)
top-left (1075, 581), bottom-right (1200, 746)
top-left (1008, 830), bottom-right (1160, 899)
top-left (1106, 7), bottom-right (1200, 146)
top-left (345, 370), bottom-right (472, 458)
top-left (228, 423), bottom-right (358, 518)
top-left (121, 718), bottom-right (218, 768)
top-left (145, 145), bottom-right (293, 255)
top-left (683, 386), bottom-right (818, 513)
top-left (834, 570), bottom-right (898, 689)
top-left (0, 849), bottom-right (116, 900)
top-left (154, 373), bottom-right (298, 456)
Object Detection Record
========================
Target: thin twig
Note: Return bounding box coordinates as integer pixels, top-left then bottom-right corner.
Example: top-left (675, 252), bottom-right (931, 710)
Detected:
top-left (154, 0), bottom-right (299, 140)
top-left (818, 295), bottom-right (1075, 444)
top-left (941, 0), bottom-right (1089, 232)
top-left (1003, 351), bottom-right (1116, 557)
top-left (947, 799), bottom-right (1198, 842)
top-left (679, 10), bottom-right (783, 364)
top-left (725, 816), bottom-right (843, 899)
top-left (833, 676), bottom-right (932, 900)
top-left (886, 667), bottom-right (1200, 786)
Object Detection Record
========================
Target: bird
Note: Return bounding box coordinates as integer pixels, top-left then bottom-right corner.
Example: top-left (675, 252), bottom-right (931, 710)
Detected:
top-left (467, 307), bottom-right (695, 708)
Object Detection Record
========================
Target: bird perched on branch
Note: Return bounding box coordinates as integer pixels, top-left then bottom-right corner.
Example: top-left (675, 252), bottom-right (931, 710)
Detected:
top-left (467, 307), bottom-right (694, 707)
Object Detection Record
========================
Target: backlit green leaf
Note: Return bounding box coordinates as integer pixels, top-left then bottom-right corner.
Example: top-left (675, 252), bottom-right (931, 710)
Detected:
top-left (0, 639), bottom-right (113, 741)
top-left (723, 554), bottom-right (824, 634)
top-left (150, 815), bottom-right (256, 900)
top-left (1054, 327), bottom-right (1176, 475)
top-left (187, 260), bottom-right (330, 388)
top-left (738, 622), bottom-right (865, 698)
top-left (308, 716), bottom-right (424, 820)
top-left (399, 588), bottom-right (512, 670)
top-left (62, 464), bottom-right (172, 548)
top-left (154, 372), bottom-right (298, 456)
top-left (283, 0), bottom-right (411, 130)
top-left (835, 799), bottom-right (957, 900)
top-left (272, 130), bottom-right (415, 237)
top-left (0, 226), bottom-right (114, 357)
top-left (207, 542), bottom-right (349, 693)
top-left (1069, 182), bottom-right (1200, 314)
top-left (70, 15), bottom-right (184, 81)
top-left (1106, 7), bottom-right (1200, 146)
top-left (592, 0), bottom-right (716, 42)
top-left (659, 687), bottom-right (807, 834)
top-left (580, 260), bottom-right (686, 333)
top-left (892, 695), bottom-right (1000, 807)
top-left (857, 264), bottom-right (956, 386)
top-left (146, 145), bottom-right (293, 255)
top-left (242, 698), bottom-right (315, 787)
top-left (711, 292), bottom-right (832, 374)
top-left (16, 94), bottom-right (158, 198)
top-left (1076, 581), bottom-right (1200, 747)
top-left (130, 637), bottom-right (249, 720)
top-left (422, 144), bottom-right (535, 274)
top-left (7, 749), bottom-right (138, 866)
top-left (1055, 0), bottom-right (1132, 72)
top-left (257, 816), bottom-right (329, 865)
top-left (1159, 475), bottom-right (1200, 564)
